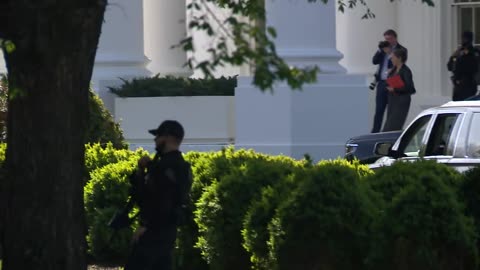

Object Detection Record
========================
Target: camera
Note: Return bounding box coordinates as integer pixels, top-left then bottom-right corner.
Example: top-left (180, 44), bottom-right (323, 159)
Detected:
top-left (369, 80), bottom-right (377, 90)
top-left (378, 41), bottom-right (390, 49)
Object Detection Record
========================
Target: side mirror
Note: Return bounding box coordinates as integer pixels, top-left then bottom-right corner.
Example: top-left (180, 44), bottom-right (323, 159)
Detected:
top-left (374, 142), bottom-right (393, 156)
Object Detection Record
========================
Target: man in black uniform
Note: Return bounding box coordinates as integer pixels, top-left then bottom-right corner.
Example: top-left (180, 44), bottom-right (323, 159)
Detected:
top-left (125, 120), bottom-right (192, 270)
top-left (448, 31), bottom-right (480, 101)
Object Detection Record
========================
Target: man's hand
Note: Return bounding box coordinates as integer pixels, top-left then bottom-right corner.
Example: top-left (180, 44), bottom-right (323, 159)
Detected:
top-left (382, 47), bottom-right (392, 54)
top-left (387, 86), bottom-right (394, 92)
top-left (132, 226), bottom-right (147, 243)
top-left (138, 155), bottom-right (152, 170)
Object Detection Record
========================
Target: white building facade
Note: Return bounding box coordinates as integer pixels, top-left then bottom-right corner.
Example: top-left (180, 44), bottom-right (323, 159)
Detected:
top-left (337, 0), bottom-right (467, 125)
top-left (0, 0), bottom-right (477, 160)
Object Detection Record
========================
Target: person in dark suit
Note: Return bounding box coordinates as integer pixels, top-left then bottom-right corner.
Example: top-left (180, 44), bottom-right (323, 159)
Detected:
top-left (382, 48), bottom-right (416, 132)
top-left (447, 31), bottom-right (480, 101)
top-left (371, 29), bottom-right (408, 133)
top-left (125, 120), bottom-right (192, 270)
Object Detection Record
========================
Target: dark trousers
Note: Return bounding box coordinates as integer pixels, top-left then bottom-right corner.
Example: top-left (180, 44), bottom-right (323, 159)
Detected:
top-left (371, 80), bottom-right (388, 133)
top-left (125, 226), bottom-right (177, 270)
top-left (382, 94), bottom-right (411, 132)
top-left (453, 79), bottom-right (477, 101)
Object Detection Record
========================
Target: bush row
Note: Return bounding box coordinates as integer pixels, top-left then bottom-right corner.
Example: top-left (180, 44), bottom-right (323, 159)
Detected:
top-left (4, 142), bottom-right (480, 270)
top-left (82, 145), bottom-right (480, 270)
top-left (109, 75), bottom-right (237, 97)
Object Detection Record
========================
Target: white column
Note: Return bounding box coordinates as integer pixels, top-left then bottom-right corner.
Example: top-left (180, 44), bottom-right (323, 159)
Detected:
top-left (235, 0), bottom-right (369, 161)
top-left (186, 1), bottom-right (248, 78)
top-left (144, 0), bottom-right (191, 76)
top-left (92, 0), bottom-right (151, 112)
top-left (266, 0), bottom-right (346, 73)
top-left (336, 0), bottom-right (398, 74)
top-left (396, 1), bottom-right (450, 123)
top-left (336, 1), bottom-right (398, 128)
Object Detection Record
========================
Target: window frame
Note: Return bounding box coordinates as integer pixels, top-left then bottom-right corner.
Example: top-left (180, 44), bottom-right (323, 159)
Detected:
top-left (424, 113), bottom-right (464, 157)
top-left (466, 112), bottom-right (480, 157)
top-left (452, 0), bottom-right (480, 48)
top-left (394, 114), bottom-right (434, 158)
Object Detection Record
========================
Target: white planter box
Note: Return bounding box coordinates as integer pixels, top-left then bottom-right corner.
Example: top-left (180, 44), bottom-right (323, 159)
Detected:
top-left (114, 96), bottom-right (235, 150)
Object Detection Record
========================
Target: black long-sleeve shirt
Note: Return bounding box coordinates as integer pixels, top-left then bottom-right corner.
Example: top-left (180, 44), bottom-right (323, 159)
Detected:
top-left (131, 150), bottom-right (192, 230)
top-left (448, 46), bottom-right (479, 83)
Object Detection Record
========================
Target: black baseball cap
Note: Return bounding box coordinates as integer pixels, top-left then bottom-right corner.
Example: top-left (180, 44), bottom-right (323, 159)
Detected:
top-left (148, 120), bottom-right (185, 141)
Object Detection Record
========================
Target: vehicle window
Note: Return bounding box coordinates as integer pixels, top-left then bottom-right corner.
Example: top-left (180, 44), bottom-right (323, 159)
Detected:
top-left (425, 114), bottom-right (461, 156)
top-left (398, 115), bottom-right (432, 157)
top-left (467, 113), bottom-right (480, 158)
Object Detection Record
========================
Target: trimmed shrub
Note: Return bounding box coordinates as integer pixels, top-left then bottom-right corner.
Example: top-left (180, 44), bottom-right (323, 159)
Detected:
top-left (86, 90), bottom-right (127, 149)
top-left (151, 148), bottom-right (267, 270)
top-left (84, 159), bottom-right (140, 263)
top-left (177, 148), bottom-right (265, 270)
top-left (460, 166), bottom-right (480, 255)
top-left (109, 75), bottom-right (237, 97)
top-left (194, 150), bottom-right (302, 270)
top-left (85, 143), bottom-right (148, 175)
top-left (267, 161), bottom-right (376, 270)
top-left (0, 75), bottom-right (7, 142)
top-left (0, 143), bottom-right (5, 164)
top-left (367, 168), bottom-right (478, 270)
top-left (366, 160), bottom-right (462, 204)
top-left (241, 174), bottom-right (298, 270)
top-left (243, 159), bottom-right (370, 270)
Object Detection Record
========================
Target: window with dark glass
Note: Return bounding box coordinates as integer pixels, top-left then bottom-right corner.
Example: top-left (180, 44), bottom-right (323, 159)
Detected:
top-left (425, 113), bottom-right (462, 156)
top-left (454, 0), bottom-right (480, 47)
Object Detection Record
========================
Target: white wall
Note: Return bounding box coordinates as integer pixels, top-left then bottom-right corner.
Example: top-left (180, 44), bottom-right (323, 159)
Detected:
top-left (235, 0), bottom-right (369, 161)
top-left (396, 0), bottom-right (451, 121)
top-left (92, 0), bottom-right (151, 112)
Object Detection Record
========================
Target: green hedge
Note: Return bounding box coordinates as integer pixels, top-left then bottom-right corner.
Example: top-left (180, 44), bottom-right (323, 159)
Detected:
top-left (86, 90), bottom-right (127, 149)
top-left (366, 160), bottom-right (462, 203)
top-left (460, 166), bottom-right (480, 256)
top-left (85, 143), bottom-right (147, 175)
top-left (194, 151), bottom-right (304, 270)
top-left (109, 75), bottom-right (237, 97)
top-left (3, 141), bottom-right (480, 270)
top-left (242, 159), bottom-right (370, 270)
top-left (267, 161), bottom-right (376, 270)
top-left (83, 144), bottom-right (148, 264)
top-left (241, 175), bottom-right (298, 270)
top-left (84, 159), bottom-right (140, 264)
top-left (367, 161), bottom-right (477, 270)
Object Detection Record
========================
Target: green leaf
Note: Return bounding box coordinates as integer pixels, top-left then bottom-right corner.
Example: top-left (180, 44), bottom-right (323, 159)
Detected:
top-left (3, 40), bottom-right (16, 54)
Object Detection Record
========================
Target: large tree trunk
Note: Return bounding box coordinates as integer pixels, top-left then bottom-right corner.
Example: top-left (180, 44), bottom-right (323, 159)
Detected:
top-left (0, 1), bottom-right (106, 269)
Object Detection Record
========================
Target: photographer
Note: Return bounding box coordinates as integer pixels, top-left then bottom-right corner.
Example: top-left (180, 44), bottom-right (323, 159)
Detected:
top-left (371, 29), bottom-right (408, 133)
top-left (124, 120), bottom-right (192, 270)
top-left (447, 31), bottom-right (480, 101)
